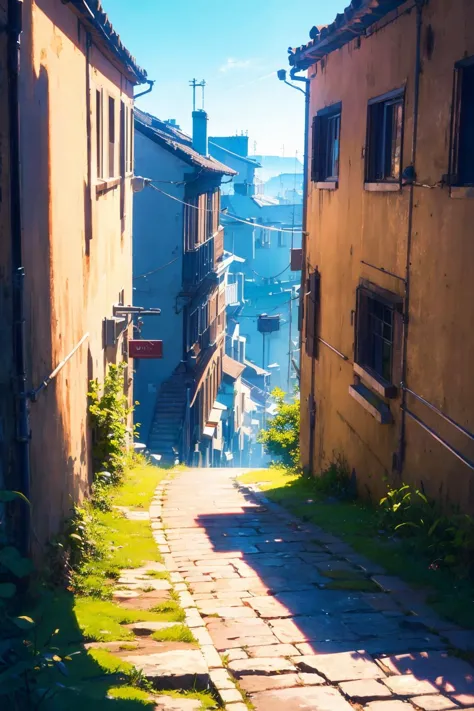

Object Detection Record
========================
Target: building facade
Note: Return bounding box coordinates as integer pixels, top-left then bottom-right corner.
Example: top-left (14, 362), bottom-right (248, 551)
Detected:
top-left (291, 0), bottom-right (474, 510)
top-left (0, 0), bottom-right (148, 550)
top-left (133, 109), bottom-right (236, 465)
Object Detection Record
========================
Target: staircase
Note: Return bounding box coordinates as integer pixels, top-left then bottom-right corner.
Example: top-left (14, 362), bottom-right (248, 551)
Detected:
top-left (147, 372), bottom-right (188, 464)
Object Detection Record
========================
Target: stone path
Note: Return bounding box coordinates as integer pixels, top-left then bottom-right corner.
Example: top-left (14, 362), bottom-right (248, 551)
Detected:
top-left (159, 467), bottom-right (474, 711)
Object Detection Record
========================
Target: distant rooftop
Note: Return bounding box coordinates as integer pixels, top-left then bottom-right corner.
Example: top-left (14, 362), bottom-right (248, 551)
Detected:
top-left (135, 109), bottom-right (236, 176)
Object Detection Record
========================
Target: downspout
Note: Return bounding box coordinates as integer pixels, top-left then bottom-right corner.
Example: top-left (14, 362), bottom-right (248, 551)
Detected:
top-left (397, 0), bottom-right (424, 473)
top-left (134, 80), bottom-right (154, 100)
top-left (289, 66), bottom-right (313, 472)
top-left (8, 0), bottom-right (30, 554)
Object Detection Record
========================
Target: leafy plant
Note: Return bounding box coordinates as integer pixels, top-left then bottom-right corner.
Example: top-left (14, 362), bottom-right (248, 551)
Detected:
top-left (258, 388), bottom-right (300, 469)
top-left (311, 458), bottom-right (356, 500)
top-left (88, 363), bottom-right (134, 483)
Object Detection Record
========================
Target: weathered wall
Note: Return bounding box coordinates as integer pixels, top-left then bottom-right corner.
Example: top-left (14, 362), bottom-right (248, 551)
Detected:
top-left (0, 0), bottom-right (16, 494)
top-left (19, 0), bottom-right (135, 549)
top-left (133, 131), bottom-right (185, 439)
top-left (301, 0), bottom-right (474, 509)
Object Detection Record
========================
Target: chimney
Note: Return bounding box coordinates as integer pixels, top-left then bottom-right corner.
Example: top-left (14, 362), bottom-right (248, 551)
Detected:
top-left (192, 110), bottom-right (208, 156)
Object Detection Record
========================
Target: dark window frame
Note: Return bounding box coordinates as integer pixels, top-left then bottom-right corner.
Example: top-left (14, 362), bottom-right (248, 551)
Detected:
top-left (305, 269), bottom-right (320, 358)
top-left (108, 95), bottom-right (116, 178)
top-left (365, 87), bottom-right (405, 184)
top-left (311, 102), bottom-right (342, 184)
top-left (355, 280), bottom-right (403, 389)
top-left (450, 56), bottom-right (474, 187)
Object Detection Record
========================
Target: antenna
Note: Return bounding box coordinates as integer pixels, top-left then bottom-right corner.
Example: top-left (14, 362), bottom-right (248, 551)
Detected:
top-left (189, 78), bottom-right (206, 111)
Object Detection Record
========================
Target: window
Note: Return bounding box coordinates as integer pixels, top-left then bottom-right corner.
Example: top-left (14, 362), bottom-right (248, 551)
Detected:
top-left (108, 95), bottom-right (116, 177)
top-left (355, 283), bottom-right (403, 387)
top-left (451, 58), bottom-right (474, 186)
top-left (96, 89), bottom-right (104, 178)
top-left (277, 230), bottom-right (285, 248)
top-left (311, 103), bottom-right (341, 183)
top-left (127, 107), bottom-right (134, 175)
top-left (305, 270), bottom-right (320, 358)
top-left (120, 100), bottom-right (126, 177)
top-left (256, 228), bottom-right (271, 249)
top-left (366, 89), bottom-right (404, 183)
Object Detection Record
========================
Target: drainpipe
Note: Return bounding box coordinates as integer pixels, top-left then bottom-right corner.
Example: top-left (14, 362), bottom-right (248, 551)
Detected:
top-left (397, 0), bottom-right (424, 473)
top-left (134, 80), bottom-right (154, 100)
top-left (8, 0), bottom-right (30, 554)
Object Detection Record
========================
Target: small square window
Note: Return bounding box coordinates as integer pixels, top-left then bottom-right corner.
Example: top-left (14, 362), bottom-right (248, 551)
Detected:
top-left (355, 284), bottom-right (403, 387)
top-left (366, 89), bottom-right (404, 183)
top-left (451, 58), bottom-right (474, 186)
top-left (311, 103), bottom-right (341, 183)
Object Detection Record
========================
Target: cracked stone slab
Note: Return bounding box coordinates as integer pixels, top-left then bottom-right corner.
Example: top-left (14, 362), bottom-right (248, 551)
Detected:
top-left (364, 702), bottom-right (415, 710)
top-left (382, 673), bottom-right (439, 695)
top-left (410, 695), bottom-right (460, 710)
top-left (376, 651), bottom-right (474, 694)
top-left (250, 685), bottom-right (354, 710)
top-left (122, 650), bottom-right (209, 690)
top-left (338, 679), bottom-right (392, 701)
top-left (228, 657), bottom-right (296, 677)
top-left (293, 651), bottom-right (385, 681)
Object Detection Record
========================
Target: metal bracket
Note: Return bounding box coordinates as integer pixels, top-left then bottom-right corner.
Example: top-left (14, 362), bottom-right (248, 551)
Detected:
top-left (113, 305), bottom-right (161, 316)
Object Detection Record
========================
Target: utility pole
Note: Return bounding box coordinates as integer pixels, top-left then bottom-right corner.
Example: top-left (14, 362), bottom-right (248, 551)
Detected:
top-left (189, 78), bottom-right (206, 111)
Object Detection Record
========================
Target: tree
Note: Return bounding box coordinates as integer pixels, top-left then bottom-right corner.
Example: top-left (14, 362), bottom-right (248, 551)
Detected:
top-left (258, 388), bottom-right (300, 469)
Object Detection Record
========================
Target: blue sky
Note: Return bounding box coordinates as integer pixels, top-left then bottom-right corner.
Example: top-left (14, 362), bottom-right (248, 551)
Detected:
top-left (101, 0), bottom-right (346, 157)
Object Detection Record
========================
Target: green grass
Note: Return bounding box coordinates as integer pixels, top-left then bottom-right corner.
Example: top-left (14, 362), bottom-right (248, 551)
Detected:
top-left (151, 624), bottom-right (196, 644)
top-left (23, 461), bottom-right (195, 711)
top-left (238, 468), bottom-right (474, 629)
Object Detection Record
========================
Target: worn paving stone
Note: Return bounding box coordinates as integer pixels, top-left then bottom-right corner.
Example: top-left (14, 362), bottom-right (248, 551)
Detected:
top-left (200, 645), bottom-right (223, 669)
top-left (383, 674), bottom-right (439, 696)
top-left (275, 589), bottom-right (371, 614)
top-left (228, 656), bottom-right (296, 677)
top-left (122, 650), bottom-right (209, 690)
top-left (364, 702), bottom-right (414, 711)
top-left (372, 576), bottom-right (414, 593)
top-left (269, 615), bottom-right (356, 644)
top-left (377, 651), bottom-right (474, 695)
top-left (224, 648), bottom-right (249, 661)
top-left (209, 668), bottom-right (234, 689)
top-left (239, 673), bottom-right (304, 693)
top-left (338, 679), bottom-right (392, 701)
top-left (245, 643), bottom-right (299, 658)
top-left (127, 621), bottom-right (180, 635)
top-left (250, 685), bottom-right (354, 711)
top-left (293, 651), bottom-right (385, 681)
top-left (152, 695), bottom-right (202, 710)
top-left (218, 688), bottom-right (243, 704)
top-left (443, 630), bottom-right (474, 651)
top-left (410, 695), bottom-right (459, 710)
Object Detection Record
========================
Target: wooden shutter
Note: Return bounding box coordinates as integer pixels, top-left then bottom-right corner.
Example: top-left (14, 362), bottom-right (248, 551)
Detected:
top-left (354, 287), bottom-right (370, 366)
top-left (305, 270), bottom-right (320, 358)
top-left (311, 116), bottom-right (322, 182)
top-left (391, 307), bottom-right (404, 388)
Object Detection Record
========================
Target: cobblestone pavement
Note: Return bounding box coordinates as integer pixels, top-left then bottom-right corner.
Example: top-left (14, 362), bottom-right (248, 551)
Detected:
top-left (161, 468), bottom-right (474, 711)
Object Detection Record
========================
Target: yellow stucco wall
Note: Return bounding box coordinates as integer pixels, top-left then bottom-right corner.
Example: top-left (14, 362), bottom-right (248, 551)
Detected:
top-left (301, 0), bottom-right (474, 510)
top-left (19, 0), bottom-right (136, 548)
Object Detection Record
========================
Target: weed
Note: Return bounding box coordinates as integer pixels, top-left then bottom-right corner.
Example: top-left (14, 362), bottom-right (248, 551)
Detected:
top-left (151, 624), bottom-right (196, 644)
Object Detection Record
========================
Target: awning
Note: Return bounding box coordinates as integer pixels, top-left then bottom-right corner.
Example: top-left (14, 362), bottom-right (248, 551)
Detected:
top-left (208, 408), bottom-right (223, 425)
top-left (223, 354), bottom-right (246, 380)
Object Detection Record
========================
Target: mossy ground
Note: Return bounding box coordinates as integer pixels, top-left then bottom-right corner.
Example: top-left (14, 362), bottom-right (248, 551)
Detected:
top-left (238, 467), bottom-right (474, 629)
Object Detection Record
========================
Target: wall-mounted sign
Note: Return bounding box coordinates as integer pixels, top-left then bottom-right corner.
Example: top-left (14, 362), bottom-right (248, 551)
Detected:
top-left (290, 248), bottom-right (303, 271)
top-left (129, 340), bottom-right (163, 359)
top-left (257, 315), bottom-right (280, 333)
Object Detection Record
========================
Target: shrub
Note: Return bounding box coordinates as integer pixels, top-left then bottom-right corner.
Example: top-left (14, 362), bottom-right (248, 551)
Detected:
top-left (258, 388), bottom-right (300, 469)
top-left (312, 458), bottom-right (356, 500)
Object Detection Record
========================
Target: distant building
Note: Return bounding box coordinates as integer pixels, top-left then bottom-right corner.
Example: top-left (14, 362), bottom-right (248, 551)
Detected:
top-left (222, 194), bottom-right (302, 392)
top-left (133, 108), bottom-right (237, 465)
top-left (291, 0), bottom-right (474, 510)
top-left (0, 0), bottom-right (148, 551)
top-left (254, 155), bottom-right (304, 185)
top-left (209, 136), bottom-right (261, 196)
top-left (265, 173), bottom-right (303, 203)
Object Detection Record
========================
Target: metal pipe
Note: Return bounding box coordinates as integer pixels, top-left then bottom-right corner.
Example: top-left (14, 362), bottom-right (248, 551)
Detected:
top-left (8, 0), bottom-right (30, 555)
top-left (403, 386), bottom-right (474, 442)
top-left (134, 80), bottom-right (155, 99)
top-left (318, 337), bottom-right (349, 362)
top-left (402, 407), bottom-right (474, 471)
top-left (360, 260), bottom-right (406, 283)
top-left (397, 0), bottom-right (423, 473)
top-left (29, 333), bottom-right (89, 402)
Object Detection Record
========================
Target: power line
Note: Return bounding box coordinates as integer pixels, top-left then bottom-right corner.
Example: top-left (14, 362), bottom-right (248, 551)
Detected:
top-left (148, 183), bottom-right (301, 234)
top-left (133, 256), bottom-right (179, 280)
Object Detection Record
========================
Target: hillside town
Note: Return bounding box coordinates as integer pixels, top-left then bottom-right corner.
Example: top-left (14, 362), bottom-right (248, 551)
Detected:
top-left (1, 1), bottom-right (474, 710)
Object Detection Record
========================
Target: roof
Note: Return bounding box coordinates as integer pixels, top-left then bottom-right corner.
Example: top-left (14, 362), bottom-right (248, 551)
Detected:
top-left (135, 110), bottom-right (236, 176)
top-left (66, 0), bottom-right (147, 83)
top-left (223, 355), bottom-right (246, 381)
top-left (209, 141), bottom-right (262, 167)
top-left (244, 359), bottom-right (270, 377)
top-left (289, 0), bottom-right (407, 70)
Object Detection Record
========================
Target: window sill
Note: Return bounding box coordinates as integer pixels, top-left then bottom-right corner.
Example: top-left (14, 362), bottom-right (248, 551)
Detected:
top-left (316, 181), bottom-right (338, 190)
top-left (96, 177), bottom-right (122, 195)
top-left (349, 383), bottom-right (393, 424)
top-left (364, 182), bottom-right (401, 192)
top-left (450, 186), bottom-right (474, 199)
top-left (353, 363), bottom-right (397, 398)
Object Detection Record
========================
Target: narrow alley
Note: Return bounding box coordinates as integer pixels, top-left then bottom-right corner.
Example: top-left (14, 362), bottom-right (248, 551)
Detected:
top-left (159, 468), bottom-right (474, 711)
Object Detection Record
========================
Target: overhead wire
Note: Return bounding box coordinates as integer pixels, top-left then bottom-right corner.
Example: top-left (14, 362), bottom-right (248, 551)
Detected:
top-left (133, 256), bottom-right (179, 280)
top-left (147, 183), bottom-right (302, 234)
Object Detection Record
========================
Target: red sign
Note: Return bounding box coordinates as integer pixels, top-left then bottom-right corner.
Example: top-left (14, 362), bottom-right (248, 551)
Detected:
top-left (129, 340), bottom-right (163, 359)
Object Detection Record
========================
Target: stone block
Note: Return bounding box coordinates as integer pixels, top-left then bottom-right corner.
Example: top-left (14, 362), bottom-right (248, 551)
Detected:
top-left (293, 651), bottom-right (385, 681)
top-left (250, 685), bottom-right (354, 710)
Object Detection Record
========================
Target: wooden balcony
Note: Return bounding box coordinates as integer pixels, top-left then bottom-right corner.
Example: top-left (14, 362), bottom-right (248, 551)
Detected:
top-left (214, 226), bottom-right (224, 267)
top-left (183, 236), bottom-right (215, 288)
